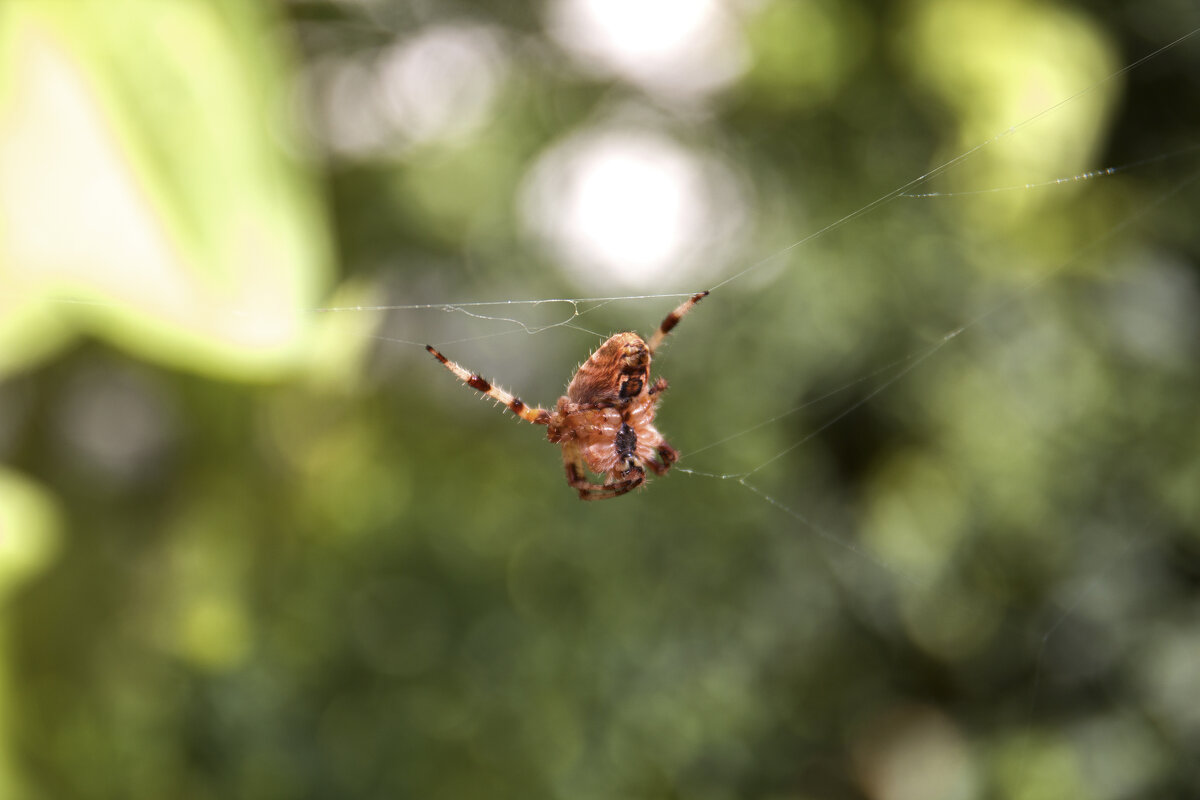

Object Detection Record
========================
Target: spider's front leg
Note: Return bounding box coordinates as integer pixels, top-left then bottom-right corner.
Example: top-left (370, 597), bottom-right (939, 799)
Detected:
top-left (646, 290), bottom-right (708, 355)
top-left (646, 443), bottom-right (678, 476)
top-left (426, 345), bottom-right (551, 425)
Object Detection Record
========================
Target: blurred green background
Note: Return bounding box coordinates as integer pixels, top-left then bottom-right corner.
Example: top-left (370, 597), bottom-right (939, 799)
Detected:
top-left (1, 0), bottom-right (1198, 798)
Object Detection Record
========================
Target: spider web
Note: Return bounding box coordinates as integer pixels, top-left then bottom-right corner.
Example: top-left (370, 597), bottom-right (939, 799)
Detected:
top-left (352, 26), bottom-right (1200, 503)
top-left (315, 20), bottom-right (1200, 797)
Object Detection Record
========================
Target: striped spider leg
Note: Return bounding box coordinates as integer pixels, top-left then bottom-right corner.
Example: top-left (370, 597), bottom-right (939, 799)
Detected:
top-left (424, 345), bottom-right (552, 425)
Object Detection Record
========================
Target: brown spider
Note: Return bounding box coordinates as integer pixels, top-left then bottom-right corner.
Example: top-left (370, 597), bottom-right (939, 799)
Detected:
top-left (425, 291), bottom-right (708, 500)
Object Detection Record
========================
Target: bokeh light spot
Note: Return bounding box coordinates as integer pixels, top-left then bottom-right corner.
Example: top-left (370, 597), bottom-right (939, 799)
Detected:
top-left (545, 0), bottom-right (747, 98)
top-left (521, 128), bottom-right (746, 289)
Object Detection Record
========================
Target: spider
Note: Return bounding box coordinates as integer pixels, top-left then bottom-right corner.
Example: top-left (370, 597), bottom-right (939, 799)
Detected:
top-left (425, 291), bottom-right (708, 500)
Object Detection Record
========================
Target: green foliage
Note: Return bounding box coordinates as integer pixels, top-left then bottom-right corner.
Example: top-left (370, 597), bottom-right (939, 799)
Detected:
top-left (1, 1), bottom-right (1199, 799)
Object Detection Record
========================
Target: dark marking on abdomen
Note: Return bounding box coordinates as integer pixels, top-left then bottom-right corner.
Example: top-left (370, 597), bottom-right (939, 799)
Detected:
top-left (619, 375), bottom-right (644, 399)
top-left (615, 423), bottom-right (637, 460)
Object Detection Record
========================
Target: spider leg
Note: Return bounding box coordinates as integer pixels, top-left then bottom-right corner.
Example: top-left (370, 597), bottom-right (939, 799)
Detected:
top-left (581, 467), bottom-right (645, 500)
top-left (426, 345), bottom-right (551, 425)
top-left (646, 443), bottom-right (678, 476)
top-left (562, 446), bottom-right (645, 501)
top-left (646, 291), bottom-right (709, 355)
top-left (648, 377), bottom-right (668, 395)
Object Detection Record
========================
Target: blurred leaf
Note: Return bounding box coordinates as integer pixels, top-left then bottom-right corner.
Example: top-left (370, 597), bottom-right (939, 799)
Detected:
top-left (898, 0), bottom-right (1119, 227)
top-left (0, 0), bottom-right (332, 380)
top-left (0, 467), bottom-right (60, 602)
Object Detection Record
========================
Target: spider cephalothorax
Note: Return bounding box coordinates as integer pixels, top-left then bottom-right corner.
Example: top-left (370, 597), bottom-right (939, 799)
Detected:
top-left (426, 291), bottom-right (707, 500)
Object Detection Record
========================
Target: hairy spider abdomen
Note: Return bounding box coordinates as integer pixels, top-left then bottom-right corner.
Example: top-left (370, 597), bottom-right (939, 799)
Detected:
top-left (566, 332), bottom-right (650, 406)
